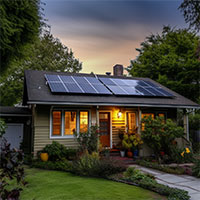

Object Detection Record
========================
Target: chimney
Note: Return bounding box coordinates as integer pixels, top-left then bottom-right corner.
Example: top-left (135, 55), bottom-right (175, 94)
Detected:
top-left (113, 64), bottom-right (123, 76)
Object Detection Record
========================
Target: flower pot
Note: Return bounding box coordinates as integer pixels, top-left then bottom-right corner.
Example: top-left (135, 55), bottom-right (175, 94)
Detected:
top-left (127, 151), bottom-right (133, 158)
top-left (40, 153), bottom-right (48, 162)
top-left (133, 149), bottom-right (139, 157)
top-left (120, 151), bottom-right (125, 157)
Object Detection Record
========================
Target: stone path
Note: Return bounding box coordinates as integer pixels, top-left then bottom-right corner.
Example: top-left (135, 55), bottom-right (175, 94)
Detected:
top-left (129, 164), bottom-right (200, 200)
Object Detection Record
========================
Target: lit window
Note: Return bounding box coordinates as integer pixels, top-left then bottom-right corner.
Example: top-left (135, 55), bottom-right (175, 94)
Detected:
top-left (65, 111), bottom-right (76, 135)
top-left (52, 111), bottom-right (61, 135)
top-left (80, 111), bottom-right (88, 133)
top-left (141, 113), bottom-right (154, 131)
top-left (127, 112), bottom-right (137, 133)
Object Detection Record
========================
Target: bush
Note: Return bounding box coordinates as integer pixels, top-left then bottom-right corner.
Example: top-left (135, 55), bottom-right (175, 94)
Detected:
top-left (141, 116), bottom-right (184, 159)
top-left (122, 167), bottom-right (190, 200)
top-left (0, 118), bottom-right (6, 137)
top-left (192, 159), bottom-right (200, 178)
top-left (38, 141), bottom-right (77, 161)
top-left (31, 159), bottom-right (72, 172)
top-left (74, 126), bottom-right (99, 154)
top-left (72, 152), bottom-right (126, 177)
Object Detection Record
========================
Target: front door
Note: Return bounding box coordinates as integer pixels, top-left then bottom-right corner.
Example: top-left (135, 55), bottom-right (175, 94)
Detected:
top-left (99, 112), bottom-right (110, 147)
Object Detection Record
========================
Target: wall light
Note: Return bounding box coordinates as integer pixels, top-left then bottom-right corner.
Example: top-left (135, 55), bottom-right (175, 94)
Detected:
top-left (117, 111), bottom-right (122, 118)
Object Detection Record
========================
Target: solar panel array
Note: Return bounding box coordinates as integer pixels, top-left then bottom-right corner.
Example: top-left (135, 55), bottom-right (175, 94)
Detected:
top-left (45, 74), bottom-right (112, 95)
top-left (45, 74), bottom-right (173, 97)
top-left (99, 77), bottom-right (173, 97)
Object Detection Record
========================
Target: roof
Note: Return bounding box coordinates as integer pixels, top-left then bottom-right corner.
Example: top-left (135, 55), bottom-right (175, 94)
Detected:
top-left (23, 70), bottom-right (200, 109)
top-left (0, 106), bottom-right (31, 116)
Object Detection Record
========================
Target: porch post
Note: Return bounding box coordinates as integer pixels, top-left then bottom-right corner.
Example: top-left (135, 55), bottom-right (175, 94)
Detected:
top-left (183, 109), bottom-right (189, 141)
top-left (138, 107), bottom-right (142, 134)
top-left (96, 106), bottom-right (99, 127)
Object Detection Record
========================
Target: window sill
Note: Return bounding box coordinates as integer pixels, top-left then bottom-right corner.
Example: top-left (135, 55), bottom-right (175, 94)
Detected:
top-left (50, 135), bottom-right (75, 139)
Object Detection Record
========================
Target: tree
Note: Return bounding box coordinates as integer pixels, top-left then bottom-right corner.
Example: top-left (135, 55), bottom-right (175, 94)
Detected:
top-left (127, 26), bottom-right (200, 102)
top-left (0, 33), bottom-right (82, 106)
top-left (179, 0), bottom-right (200, 31)
top-left (0, 0), bottom-right (42, 73)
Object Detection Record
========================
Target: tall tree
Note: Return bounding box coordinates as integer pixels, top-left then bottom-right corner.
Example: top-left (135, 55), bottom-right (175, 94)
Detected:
top-left (127, 26), bottom-right (200, 102)
top-left (179, 0), bottom-right (200, 31)
top-left (0, 33), bottom-right (82, 106)
top-left (0, 0), bottom-right (42, 73)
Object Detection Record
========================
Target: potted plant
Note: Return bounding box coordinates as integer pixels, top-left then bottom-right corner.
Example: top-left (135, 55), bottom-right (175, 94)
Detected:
top-left (40, 150), bottom-right (49, 162)
top-left (118, 129), bottom-right (126, 157)
top-left (131, 133), bottom-right (143, 158)
top-left (122, 134), bottom-right (133, 158)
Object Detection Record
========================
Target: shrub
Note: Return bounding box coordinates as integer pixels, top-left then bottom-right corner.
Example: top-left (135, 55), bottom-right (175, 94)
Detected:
top-left (74, 125), bottom-right (99, 154)
top-left (38, 141), bottom-right (77, 161)
top-left (72, 152), bottom-right (126, 177)
top-left (31, 159), bottom-right (72, 172)
top-left (141, 116), bottom-right (184, 159)
top-left (0, 137), bottom-right (26, 200)
top-left (192, 159), bottom-right (200, 178)
top-left (122, 167), bottom-right (190, 200)
top-left (0, 118), bottom-right (6, 137)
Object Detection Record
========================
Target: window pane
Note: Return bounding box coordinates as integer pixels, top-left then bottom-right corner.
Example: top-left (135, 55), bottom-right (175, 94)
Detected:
top-left (65, 111), bottom-right (76, 135)
top-left (141, 113), bottom-right (154, 131)
top-left (80, 111), bottom-right (88, 133)
top-left (52, 111), bottom-right (61, 135)
top-left (127, 112), bottom-right (136, 133)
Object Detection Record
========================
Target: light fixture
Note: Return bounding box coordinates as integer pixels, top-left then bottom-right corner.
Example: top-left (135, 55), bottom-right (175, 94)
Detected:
top-left (117, 109), bottom-right (122, 118)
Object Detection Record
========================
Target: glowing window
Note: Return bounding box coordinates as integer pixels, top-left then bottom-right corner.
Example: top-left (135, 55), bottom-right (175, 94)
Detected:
top-left (52, 111), bottom-right (61, 135)
top-left (127, 112), bottom-right (137, 133)
top-left (141, 113), bottom-right (154, 131)
top-left (80, 111), bottom-right (88, 133)
top-left (65, 111), bottom-right (76, 135)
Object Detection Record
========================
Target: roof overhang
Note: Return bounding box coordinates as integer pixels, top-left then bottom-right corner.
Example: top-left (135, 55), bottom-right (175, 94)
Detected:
top-left (27, 101), bottom-right (200, 109)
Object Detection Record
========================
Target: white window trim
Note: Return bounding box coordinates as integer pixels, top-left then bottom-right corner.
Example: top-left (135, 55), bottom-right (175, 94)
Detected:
top-left (50, 107), bottom-right (91, 139)
top-left (125, 111), bottom-right (138, 133)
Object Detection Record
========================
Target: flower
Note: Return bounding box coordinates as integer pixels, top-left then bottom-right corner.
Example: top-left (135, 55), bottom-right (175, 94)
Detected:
top-left (181, 151), bottom-right (184, 157)
top-left (185, 148), bottom-right (190, 154)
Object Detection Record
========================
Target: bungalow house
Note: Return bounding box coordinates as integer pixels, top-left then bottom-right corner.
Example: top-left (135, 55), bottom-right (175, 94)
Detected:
top-left (22, 65), bottom-right (199, 156)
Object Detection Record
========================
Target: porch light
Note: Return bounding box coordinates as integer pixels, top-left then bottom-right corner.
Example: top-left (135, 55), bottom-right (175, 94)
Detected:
top-left (117, 111), bottom-right (122, 118)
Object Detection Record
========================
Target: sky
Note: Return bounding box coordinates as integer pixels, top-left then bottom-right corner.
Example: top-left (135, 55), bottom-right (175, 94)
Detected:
top-left (43, 0), bottom-right (187, 74)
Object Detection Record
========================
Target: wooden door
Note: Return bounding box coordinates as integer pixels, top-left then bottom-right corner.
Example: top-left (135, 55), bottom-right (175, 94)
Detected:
top-left (99, 112), bottom-right (110, 147)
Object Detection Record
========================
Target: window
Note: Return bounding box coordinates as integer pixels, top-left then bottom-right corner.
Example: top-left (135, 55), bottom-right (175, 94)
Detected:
top-left (52, 111), bottom-right (62, 135)
top-left (141, 113), bottom-right (154, 131)
top-left (51, 109), bottom-right (90, 138)
top-left (80, 111), bottom-right (88, 133)
top-left (65, 111), bottom-right (76, 135)
top-left (127, 112), bottom-right (137, 133)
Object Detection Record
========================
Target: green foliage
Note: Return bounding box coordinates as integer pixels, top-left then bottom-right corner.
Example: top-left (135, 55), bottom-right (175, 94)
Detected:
top-left (141, 116), bottom-right (184, 158)
top-left (122, 133), bottom-right (143, 150)
top-left (31, 159), bottom-right (72, 172)
top-left (122, 167), bottom-right (190, 200)
top-left (0, 33), bottom-right (82, 106)
top-left (72, 152), bottom-right (126, 178)
top-left (192, 159), bottom-right (200, 178)
top-left (38, 141), bottom-right (77, 161)
top-left (127, 26), bottom-right (200, 102)
top-left (179, 0), bottom-right (200, 31)
top-left (0, 0), bottom-right (42, 73)
top-left (136, 160), bottom-right (185, 175)
top-left (0, 138), bottom-right (26, 200)
top-left (0, 118), bottom-right (6, 137)
top-left (74, 125), bottom-right (99, 154)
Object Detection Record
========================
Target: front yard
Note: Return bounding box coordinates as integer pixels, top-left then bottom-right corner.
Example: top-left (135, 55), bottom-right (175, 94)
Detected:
top-left (20, 167), bottom-right (165, 200)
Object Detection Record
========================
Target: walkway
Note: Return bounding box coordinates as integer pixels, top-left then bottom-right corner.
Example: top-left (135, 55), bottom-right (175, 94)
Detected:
top-left (129, 164), bottom-right (200, 200)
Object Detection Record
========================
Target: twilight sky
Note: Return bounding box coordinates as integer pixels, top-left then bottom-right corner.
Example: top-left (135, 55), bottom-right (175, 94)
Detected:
top-left (43, 0), bottom-right (187, 74)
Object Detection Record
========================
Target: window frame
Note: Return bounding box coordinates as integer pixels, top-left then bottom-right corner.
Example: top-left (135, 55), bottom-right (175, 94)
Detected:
top-left (50, 107), bottom-right (91, 139)
top-left (126, 111), bottom-right (138, 134)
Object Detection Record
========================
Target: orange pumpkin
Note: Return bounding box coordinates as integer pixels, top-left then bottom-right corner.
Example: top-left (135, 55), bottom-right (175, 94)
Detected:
top-left (40, 153), bottom-right (49, 162)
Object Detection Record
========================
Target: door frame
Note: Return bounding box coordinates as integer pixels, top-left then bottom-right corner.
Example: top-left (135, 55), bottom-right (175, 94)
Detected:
top-left (99, 110), bottom-right (112, 148)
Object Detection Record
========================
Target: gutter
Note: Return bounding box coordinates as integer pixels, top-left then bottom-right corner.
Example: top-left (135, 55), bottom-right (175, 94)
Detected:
top-left (0, 114), bottom-right (32, 117)
top-left (27, 101), bottom-right (200, 109)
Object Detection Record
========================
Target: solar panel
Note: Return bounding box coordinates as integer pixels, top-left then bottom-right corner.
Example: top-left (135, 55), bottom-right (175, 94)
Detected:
top-left (45, 74), bottom-right (60, 82)
top-left (48, 82), bottom-right (67, 93)
top-left (64, 83), bottom-right (83, 93)
top-left (92, 84), bottom-right (112, 94)
top-left (60, 75), bottom-right (75, 83)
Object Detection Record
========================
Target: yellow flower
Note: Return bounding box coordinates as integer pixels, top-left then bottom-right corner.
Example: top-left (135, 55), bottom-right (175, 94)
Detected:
top-left (185, 148), bottom-right (190, 154)
top-left (181, 151), bottom-right (184, 157)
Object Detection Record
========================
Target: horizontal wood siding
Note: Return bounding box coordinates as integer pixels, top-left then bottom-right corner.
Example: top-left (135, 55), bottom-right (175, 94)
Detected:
top-left (33, 105), bottom-right (78, 155)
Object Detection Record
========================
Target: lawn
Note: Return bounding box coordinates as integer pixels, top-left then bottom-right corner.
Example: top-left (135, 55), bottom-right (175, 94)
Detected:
top-left (19, 167), bottom-right (165, 200)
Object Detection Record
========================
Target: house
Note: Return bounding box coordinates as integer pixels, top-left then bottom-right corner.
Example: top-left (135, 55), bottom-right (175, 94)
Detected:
top-left (22, 64), bottom-right (199, 156)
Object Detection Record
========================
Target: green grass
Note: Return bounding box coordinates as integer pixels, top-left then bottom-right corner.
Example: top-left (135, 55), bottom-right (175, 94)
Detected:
top-left (19, 167), bottom-right (165, 200)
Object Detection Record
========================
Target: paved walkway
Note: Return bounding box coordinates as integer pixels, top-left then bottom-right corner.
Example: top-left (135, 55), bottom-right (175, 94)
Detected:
top-left (129, 164), bottom-right (200, 200)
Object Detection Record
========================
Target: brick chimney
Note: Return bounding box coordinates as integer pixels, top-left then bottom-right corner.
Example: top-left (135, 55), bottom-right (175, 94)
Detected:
top-left (113, 64), bottom-right (123, 76)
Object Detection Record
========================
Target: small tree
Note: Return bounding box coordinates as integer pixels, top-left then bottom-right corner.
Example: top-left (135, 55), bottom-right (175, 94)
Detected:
top-left (141, 116), bottom-right (184, 159)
